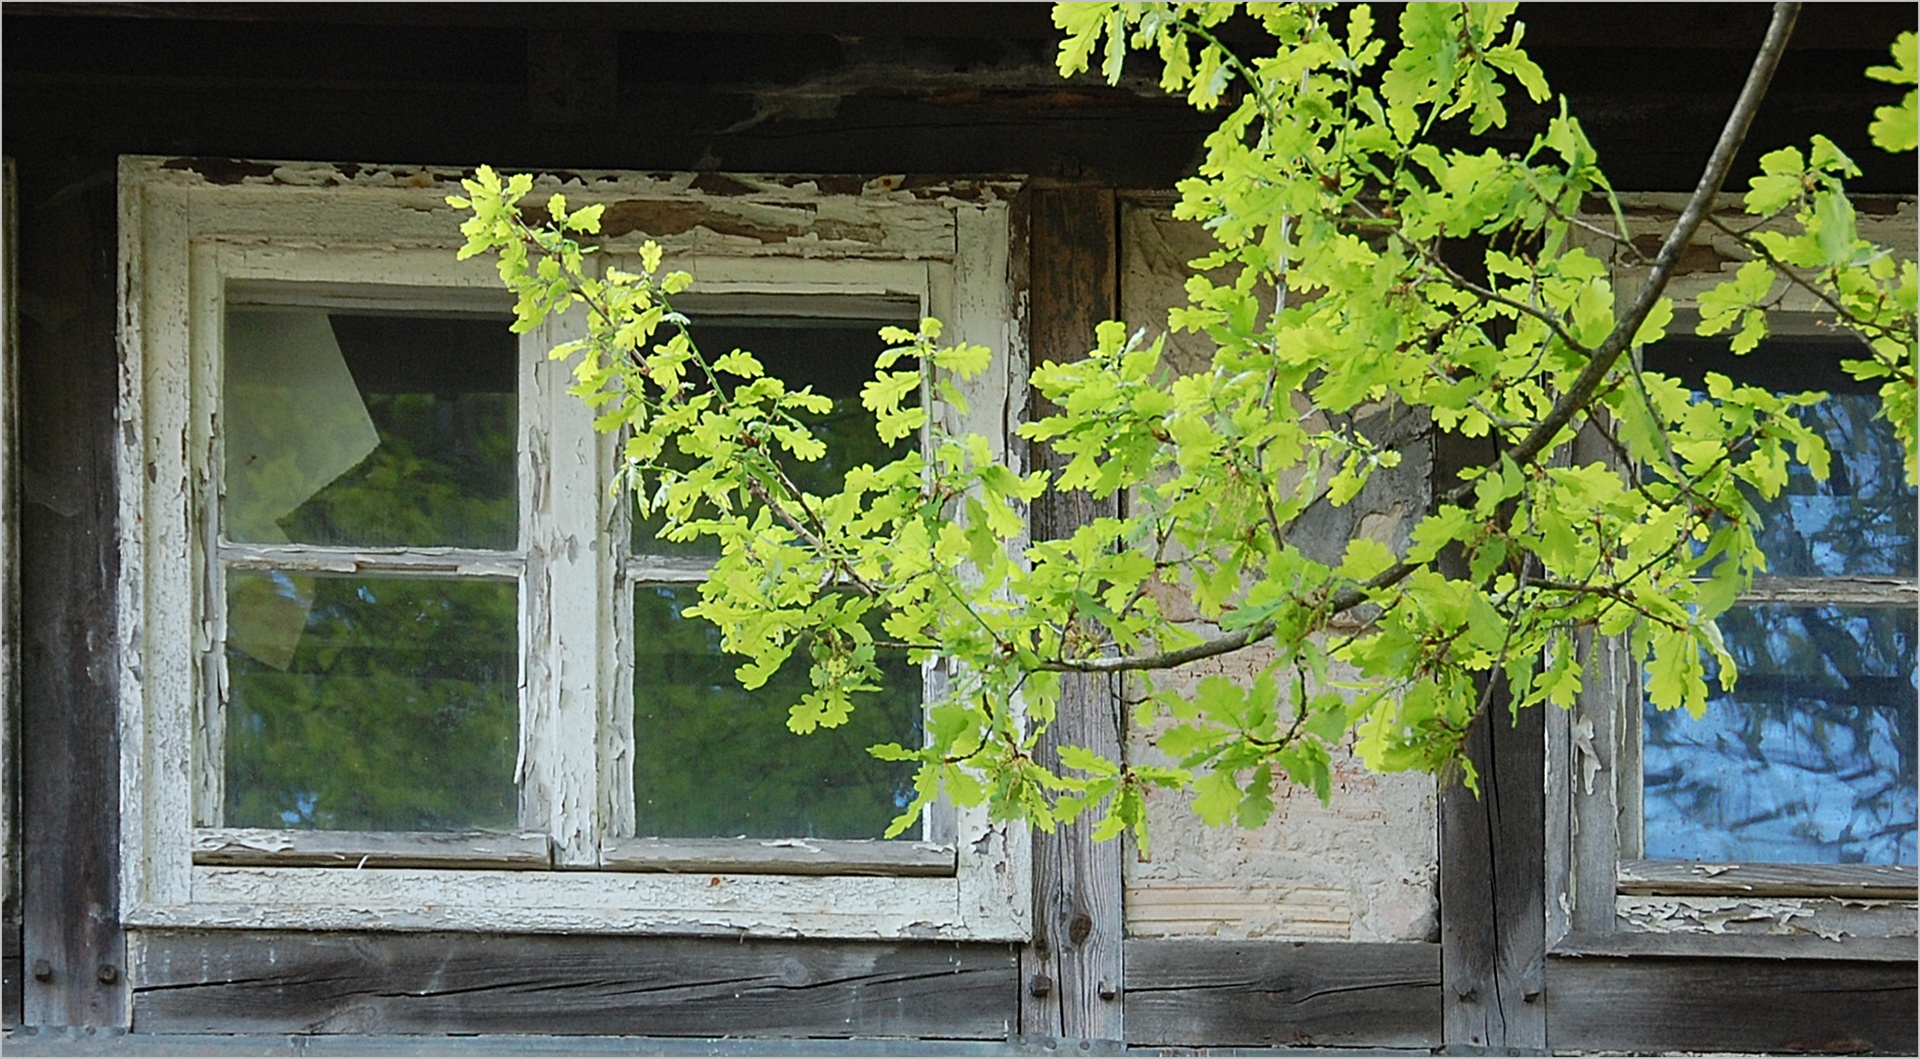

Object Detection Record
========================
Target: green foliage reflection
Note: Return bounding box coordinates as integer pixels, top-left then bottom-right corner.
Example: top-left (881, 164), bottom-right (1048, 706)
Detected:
top-left (224, 574), bottom-right (518, 832)
top-left (632, 585), bottom-right (921, 838)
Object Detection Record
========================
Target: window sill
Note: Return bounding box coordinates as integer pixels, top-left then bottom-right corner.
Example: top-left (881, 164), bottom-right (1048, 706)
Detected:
top-left (1619, 858), bottom-right (1918, 899)
top-left (599, 836), bottom-right (956, 876)
top-left (194, 828), bottom-right (551, 869)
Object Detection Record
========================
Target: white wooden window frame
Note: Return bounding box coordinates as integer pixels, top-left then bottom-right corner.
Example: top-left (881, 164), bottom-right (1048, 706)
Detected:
top-left (1549, 196), bottom-right (1918, 954)
top-left (117, 156), bottom-right (1030, 939)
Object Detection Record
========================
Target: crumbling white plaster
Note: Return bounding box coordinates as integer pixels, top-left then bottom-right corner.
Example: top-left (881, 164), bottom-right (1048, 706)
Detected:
top-left (1116, 202), bottom-right (1439, 943)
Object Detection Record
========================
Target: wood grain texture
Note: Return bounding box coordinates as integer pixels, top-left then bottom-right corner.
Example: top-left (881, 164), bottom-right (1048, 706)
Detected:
top-left (1433, 423), bottom-right (1547, 1053)
top-left (1739, 575), bottom-right (1917, 606)
top-left (1552, 929), bottom-right (1917, 963)
top-left (600, 837), bottom-right (955, 877)
top-left (1439, 690), bottom-right (1548, 1053)
top-left (17, 156), bottom-right (127, 1028)
top-left (1, 158), bottom-right (19, 1033)
top-left (3, 1030), bottom-right (1044, 1057)
top-left (1547, 953), bottom-right (1917, 1054)
top-left (1619, 859), bottom-right (1918, 899)
top-left (130, 930), bottom-right (1018, 1038)
top-left (1123, 940), bottom-right (1441, 1049)
top-left (3, 921), bottom-right (20, 1028)
top-left (193, 830), bottom-right (551, 870)
top-left (1020, 186), bottom-right (1124, 1043)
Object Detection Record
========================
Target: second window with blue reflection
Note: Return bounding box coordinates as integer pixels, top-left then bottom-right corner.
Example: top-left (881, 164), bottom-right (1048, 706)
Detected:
top-left (1640, 333), bottom-right (1917, 867)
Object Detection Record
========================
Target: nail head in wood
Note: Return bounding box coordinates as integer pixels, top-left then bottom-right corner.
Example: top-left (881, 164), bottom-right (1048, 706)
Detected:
top-left (1097, 979), bottom-right (1118, 1001)
top-left (97, 963), bottom-right (120, 984)
top-left (32, 959), bottom-right (53, 981)
top-left (1029, 973), bottom-right (1053, 998)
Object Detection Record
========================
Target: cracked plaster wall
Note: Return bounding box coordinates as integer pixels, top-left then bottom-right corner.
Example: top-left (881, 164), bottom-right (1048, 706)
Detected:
top-left (1116, 202), bottom-right (1438, 943)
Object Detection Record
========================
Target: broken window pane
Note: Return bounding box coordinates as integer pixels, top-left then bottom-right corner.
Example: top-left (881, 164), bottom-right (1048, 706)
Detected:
top-left (1644, 605), bottom-right (1918, 866)
top-left (224, 307), bottom-right (518, 550)
top-left (631, 313), bottom-right (916, 556)
top-left (630, 585), bottom-right (921, 839)
top-left (224, 572), bottom-right (518, 832)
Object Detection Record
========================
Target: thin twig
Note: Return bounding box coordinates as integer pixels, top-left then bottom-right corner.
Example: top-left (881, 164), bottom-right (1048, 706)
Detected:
top-left (1036, 1), bottom-right (1802, 676)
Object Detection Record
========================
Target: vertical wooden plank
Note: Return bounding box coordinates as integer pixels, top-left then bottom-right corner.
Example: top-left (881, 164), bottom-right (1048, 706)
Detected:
top-left (1433, 428), bottom-right (1547, 1053)
top-left (1019, 185), bottom-right (1123, 1043)
top-left (1, 155), bottom-right (21, 1030)
top-left (1439, 695), bottom-right (1547, 1053)
top-left (19, 160), bottom-right (129, 1026)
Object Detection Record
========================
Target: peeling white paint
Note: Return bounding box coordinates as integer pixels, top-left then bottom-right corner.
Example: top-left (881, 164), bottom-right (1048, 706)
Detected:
top-left (1618, 894), bottom-right (1918, 941)
top-left (117, 157), bottom-right (1030, 941)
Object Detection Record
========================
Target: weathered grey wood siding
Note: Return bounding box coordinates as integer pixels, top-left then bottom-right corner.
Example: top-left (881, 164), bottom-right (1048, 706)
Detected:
top-left (131, 932), bottom-right (1018, 1038)
top-left (2, 3), bottom-right (1917, 1052)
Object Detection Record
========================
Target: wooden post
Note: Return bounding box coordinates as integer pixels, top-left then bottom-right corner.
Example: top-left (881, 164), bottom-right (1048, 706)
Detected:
top-left (1018, 185), bottom-right (1124, 1043)
top-left (18, 165), bottom-right (128, 1028)
top-left (1433, 428), bottom-right (1547, 1054)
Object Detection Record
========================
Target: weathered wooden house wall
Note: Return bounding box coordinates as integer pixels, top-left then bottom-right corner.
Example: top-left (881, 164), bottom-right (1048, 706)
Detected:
top-left (1, 3), bottom-right (1914, 1053)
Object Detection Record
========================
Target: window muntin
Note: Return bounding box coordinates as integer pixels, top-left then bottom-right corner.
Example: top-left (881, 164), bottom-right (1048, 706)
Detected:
top-left (1634, 332), bottom-right (1918, 868)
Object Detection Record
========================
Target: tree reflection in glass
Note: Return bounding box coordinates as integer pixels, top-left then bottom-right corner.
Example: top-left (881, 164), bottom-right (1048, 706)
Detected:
top-left (1641, 335), bottom-right (1918, 866)
top-left (220, 306), bottom-right (521, 830)
top-left (1645, 604), bottom-right (1917, 865)
top-left (631, 586), bottom-right (922, 839)
top-left (225, 573), bottom-right (519, 831)
top-left (629, 311), bottom-right (925, 838)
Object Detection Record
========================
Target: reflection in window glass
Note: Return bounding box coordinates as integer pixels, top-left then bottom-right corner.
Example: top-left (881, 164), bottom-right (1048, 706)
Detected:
top-left (631, 586), bottom-right (921, 839)
top-left (224, 572), bottom-right (518, 832)
top-left (1644, 604), bottom-right (1918, 865)
top-left (1748, 392), bottom-right (1916, 578)
top-left (224, 308), bottom-right (518, 550)
top-left (1643, 335), bottom-right (1917, 578)
top-left (631, 315), bottom-right (916, 556)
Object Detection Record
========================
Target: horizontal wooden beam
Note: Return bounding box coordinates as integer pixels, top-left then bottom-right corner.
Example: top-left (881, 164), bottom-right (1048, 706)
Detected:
top-left (130, 930), bottom-right (1018, 1038)
top-left (1546, 952), bottom-right (1917, 1054)
top-left (0, 1029), bottom-right (1091, 1056)
top-left (1123, 940), bottom-right (1441, 1050)
top-left (1553, 929), bottom-right (1917, 963)
top-left (598, 837), bottom-right (956, 877)
top-left (1619, 859), bottom-right (1919, 900)
top-left (193, 829), bottom-right (551, 870)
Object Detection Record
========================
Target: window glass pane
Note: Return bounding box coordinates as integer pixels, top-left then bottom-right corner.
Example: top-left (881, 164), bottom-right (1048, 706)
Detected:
top-left (224, 307), bottom-right (518, 549)
top-left (630, 585), bottom-right (921, 839)
top-left (632, 315), bottom-right (915, 557)
top-left (1644, 335), bottom-right (1917, 578)
top-left (1644, 604), bottom-right (1918, 865)
top-left (224, 571), bottom-right (518, 831)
